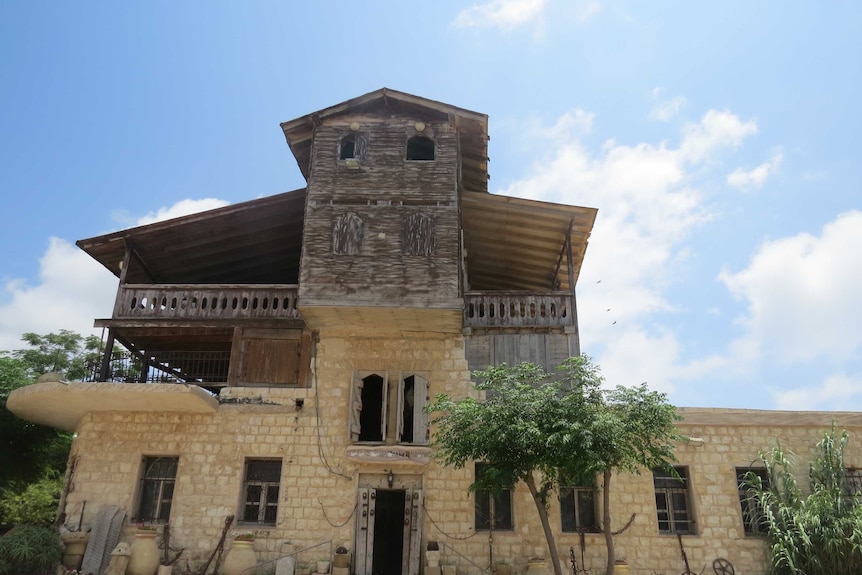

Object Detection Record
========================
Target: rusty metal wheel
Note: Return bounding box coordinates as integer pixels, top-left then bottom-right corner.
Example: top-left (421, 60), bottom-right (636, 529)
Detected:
top-left (712, 558), bottom-right (734, 575)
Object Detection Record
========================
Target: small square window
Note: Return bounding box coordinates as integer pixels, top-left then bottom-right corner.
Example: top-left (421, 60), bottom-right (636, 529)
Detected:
top-left (241, 459), bottom-right (282, 525)
top-left (474, 463), bottom-right (513, 531)
top-left (653, 466), bottom-right (694, 534)
top-left (136, 456), bottom-right (178, 523)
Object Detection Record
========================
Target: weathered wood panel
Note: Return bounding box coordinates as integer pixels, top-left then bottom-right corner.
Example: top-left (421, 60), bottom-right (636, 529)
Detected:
top-left (115, 285), bottom-right (300, 321)
top-left (300, 113), bottom-right (461, 308)
top-left (465, 332), bottom-right (579, 374)
top-left (240, 338), bottom-right (300, 385)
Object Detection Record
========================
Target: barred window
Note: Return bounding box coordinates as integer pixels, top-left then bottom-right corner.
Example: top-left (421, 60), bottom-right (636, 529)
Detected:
top-left (560, 482), bottom-right (598, 532)
top-left (241, 459), bottom-right (282, 525)
top-left (654, 466), bottom-right (694, 534)
top-left (136, 456), bottom-right (178, 523)
top-left (475, 463), bottom-right (513, 531)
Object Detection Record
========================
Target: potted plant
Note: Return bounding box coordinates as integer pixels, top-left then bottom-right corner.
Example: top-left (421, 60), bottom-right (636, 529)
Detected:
top-left (128, 525), bottom-right (160, 575)
top-left (316, 557), bottom-right (331, 574)
top-left (613, 558), bottom-right (630, 574)
top-left (296, 562), bottom-right (312, 575)
top-left (493, 560), bottom-right (512, 575)
top-left (223, 534), bottom-right (257, 575)
top-left (426, 541), bottom-right (441, 567)
top-left (441, 558), bottom-right (457, 575)
top-left (333, 546), bottom-right (350, 569)
top-left (526, 556), bottom-right (550, 575)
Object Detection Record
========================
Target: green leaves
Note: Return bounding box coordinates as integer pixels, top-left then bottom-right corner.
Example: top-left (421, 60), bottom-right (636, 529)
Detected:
top-left (746, 426), bottom-right (862, 575)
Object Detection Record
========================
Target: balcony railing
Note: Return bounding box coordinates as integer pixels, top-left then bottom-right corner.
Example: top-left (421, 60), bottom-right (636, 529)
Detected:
top-left (85, 348), bottom-right (230, 385)
top-left (463, 291), bottom-right (575, 328)
top-left (114, 284), bottom-right (300, 321)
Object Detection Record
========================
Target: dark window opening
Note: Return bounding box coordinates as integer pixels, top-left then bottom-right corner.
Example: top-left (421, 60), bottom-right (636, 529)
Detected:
top-left (654, 466), bottom-right (694, 534)
top-left (737, 467), bottom-right (768, 536)
top-left (475, 463), bottom-right (514, 530)
top-left (136, 456), bottom-right (178, 523)
top-left (406, 136), bottom-right (435, 161)
top-left (560, 482), bottom-right (598, 532)
top-left (241, 459), bottom-right (282, 525)
top-left (359, 374), bottom-right (385, 442)
top-left (340, 135), bottom-right (356, 160)
top-left (401, 376), bottom-right (415, 443)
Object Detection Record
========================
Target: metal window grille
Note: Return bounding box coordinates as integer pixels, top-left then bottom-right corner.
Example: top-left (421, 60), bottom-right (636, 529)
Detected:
top-left (242, 460), bottom-right (282, 525)
top-left (137, 457), bottom-right (178, 522)
top-left (653, 467), bottom-right (694, 534)
top-left (474, 464), bottom-right (514, 531)
top-left (560, 485), bottom-right (598, 532)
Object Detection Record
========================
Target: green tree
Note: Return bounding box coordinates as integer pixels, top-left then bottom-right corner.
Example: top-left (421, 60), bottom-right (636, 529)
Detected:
top-left (745, 426), bottom-right (862, 574)
top-left (427, 356), bottom-right (680, 575)
top-left (0, 331), bottom-right (99, 526)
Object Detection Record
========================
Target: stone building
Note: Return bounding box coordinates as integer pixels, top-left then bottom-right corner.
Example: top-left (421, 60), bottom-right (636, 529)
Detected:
top-left (8, 89), bottom-right (862, 575)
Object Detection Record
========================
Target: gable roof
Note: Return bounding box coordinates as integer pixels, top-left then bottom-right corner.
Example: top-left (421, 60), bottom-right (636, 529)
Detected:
top-left (77, 188), bottom-right (307, 284)
top-left (280, 88), bottom-right (489, 194)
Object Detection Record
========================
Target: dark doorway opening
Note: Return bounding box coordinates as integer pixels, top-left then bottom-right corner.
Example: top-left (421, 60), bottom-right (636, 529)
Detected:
top-left (372, 489), bottom-right (405, 575)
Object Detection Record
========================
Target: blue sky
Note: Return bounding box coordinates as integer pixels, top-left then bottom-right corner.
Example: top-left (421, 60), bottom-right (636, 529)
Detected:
top-left (1, 1), bottom-right (860, 411)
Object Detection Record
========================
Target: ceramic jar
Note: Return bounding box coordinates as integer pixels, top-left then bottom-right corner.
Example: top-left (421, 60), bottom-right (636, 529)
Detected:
top-left (127, 532), bottom-right (160, 575)
top-left (222, 539), bottom-right (257, 575)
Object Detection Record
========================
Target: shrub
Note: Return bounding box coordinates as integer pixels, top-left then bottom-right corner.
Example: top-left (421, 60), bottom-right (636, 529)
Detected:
top-left (0, 525), bottom-right (63, 575)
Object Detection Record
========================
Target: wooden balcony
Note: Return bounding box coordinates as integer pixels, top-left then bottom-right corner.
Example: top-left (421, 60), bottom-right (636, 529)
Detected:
top-left (113, 284), bottom-right (301, 321)
top-left (463, 291), bottom-right (576, 329)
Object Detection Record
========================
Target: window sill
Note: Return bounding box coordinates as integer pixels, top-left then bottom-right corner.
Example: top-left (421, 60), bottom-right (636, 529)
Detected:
top-left (345, 445), bottom-right (431, 466)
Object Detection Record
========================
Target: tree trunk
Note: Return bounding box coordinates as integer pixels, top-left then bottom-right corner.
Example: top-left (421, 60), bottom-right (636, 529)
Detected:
top-left (525, 473), bottom-right (563, 575)
top-left (602, 470), bottom-right (615, 575)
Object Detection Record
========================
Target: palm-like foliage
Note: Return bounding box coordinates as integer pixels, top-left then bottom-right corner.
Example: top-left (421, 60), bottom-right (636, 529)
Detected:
top-left (745, 426), bottom-right (862, 575)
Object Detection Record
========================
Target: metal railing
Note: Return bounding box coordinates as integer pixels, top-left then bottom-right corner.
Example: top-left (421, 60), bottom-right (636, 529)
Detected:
top-left (85, 349), bottom-right (230, 384)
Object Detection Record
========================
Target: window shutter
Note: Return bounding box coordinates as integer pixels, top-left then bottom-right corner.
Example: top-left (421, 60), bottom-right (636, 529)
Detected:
top-left (349, 374), bottom-right (363, 442)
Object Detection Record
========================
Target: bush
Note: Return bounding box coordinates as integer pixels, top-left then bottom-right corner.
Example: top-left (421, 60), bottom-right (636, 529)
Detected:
top-left (0, 525), bottom-right (63, 575)
top-left (0, 473), bottom-right (62, 527)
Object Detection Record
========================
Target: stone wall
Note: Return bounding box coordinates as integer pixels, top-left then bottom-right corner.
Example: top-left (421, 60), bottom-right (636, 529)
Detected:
top-left (63, 333), bottom-right (862, 575)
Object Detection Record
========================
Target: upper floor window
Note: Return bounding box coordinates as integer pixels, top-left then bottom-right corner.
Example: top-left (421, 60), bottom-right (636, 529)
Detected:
top-left (736, 467), bottom-right (768, 536)
top-left (241, 459), bottom-right (282, 525)
top-left (406, 136), bottom-right (435, 161)
top-left (349, 371), bottom-right (429, 445)
top-left (333, 212), bottom-right (364, 255)
top-left (475, 463), bottom-right (513, 531)
top-left (135, 456), bottom-right (178, 523)
top-left (653, 466), bottom-right (694, 534)
top-left (560, 476), bottom-right (598, 532)
top-left (844, 468), bottom-right (862, 499)
top-left (339, 133), bottom-right (367, 161)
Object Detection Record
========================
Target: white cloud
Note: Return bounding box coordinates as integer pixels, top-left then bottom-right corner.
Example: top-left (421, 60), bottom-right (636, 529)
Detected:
top-left (650, 96), bottom-right (687, 122)
top-left (0, 198), bottom-right (230, 353)
top-left (720, 211), bottom-right (862, 364)
top-left (771, 371), bottom-right (862, 411)
top-left (726, 152), bottom-right (782, 191)
top-left (679, 110), bottom-right (758, 163)
top-left (452, 0), bottom-right (546, 30)
top-left (498, 108), bottom-right (758, 392)
top-left (535, 109), bottom-right (594, 141)
top-left (134, 198), bottom-right (229, 226)
top-left (0, 238), bottom-right (116, 351)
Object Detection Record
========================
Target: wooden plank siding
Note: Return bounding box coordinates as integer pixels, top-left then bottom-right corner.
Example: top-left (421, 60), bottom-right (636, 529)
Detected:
top-left (299, 115), bottom-right (461, 308)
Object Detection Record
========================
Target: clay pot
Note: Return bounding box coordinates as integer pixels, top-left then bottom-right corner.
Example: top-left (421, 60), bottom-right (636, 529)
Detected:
top-left (222, 540), bottom-right (257, 575)
top-left (60, 531), bottom-right (90, 571)
top-left (127, 532), bottom-right (160, 575)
